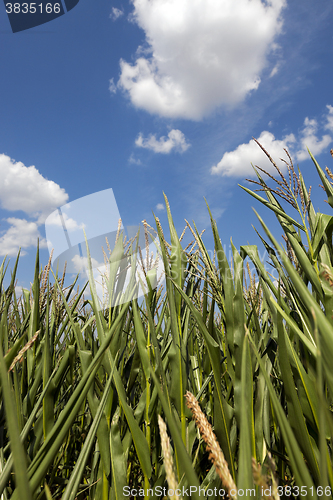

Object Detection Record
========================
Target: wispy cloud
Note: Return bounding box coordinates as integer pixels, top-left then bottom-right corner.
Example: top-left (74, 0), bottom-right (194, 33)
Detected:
top-left (211, 106), bottom-right (333, 177)
top-left (116, 0), bottom-right (286, 119)
top-left (269, 62), bottom-right (281, 78)
top-left (128, 153), bottom-right (142, 165)
top-left (135, 129), bottom-right (190, 154)
top-left (109, 78), bottom-right (117, 94)
top-left (110, 7), bottom-right (124, 21)
top-left (324, 104), bottom-right (333, 132)
top-left (156, 203), bottom-right (165, 211)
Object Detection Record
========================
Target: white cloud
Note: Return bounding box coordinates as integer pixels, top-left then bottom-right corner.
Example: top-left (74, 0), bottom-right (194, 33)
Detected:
top-left (0, 154), bottom-right (68, 218)
top-left (14, 285), bottom-right (26, 298)
top-left (211, 131), bottom-right (296, 177)
top-left (296, 117), bottom-right (331, 162)
top-left (156, 203), bottom-right (165, 211)
top-left (0, 153), bottom-right (69, 257)
top-left (0, 218), bottom-right (47, 257)
top-left (110, 7), bottom-right (124, 20)
top-left (212, 106), bottom-right (333, 177)
top-left (128, 153), bottom-right (142, 165)
top-left (71, 254), bottom-right (102, 272)
top-left (45, 210), bottom-right (85, 232)
top-left (109, 78), bottom-right (117, 94)
top-left (116, 0), bottom-right (286, 119)
top-left (325, 104), bottom-right (333, 132)
top-left (135, 129), bottom-right (190, 153)
top-left (269, 62), bottom-right (280, 78)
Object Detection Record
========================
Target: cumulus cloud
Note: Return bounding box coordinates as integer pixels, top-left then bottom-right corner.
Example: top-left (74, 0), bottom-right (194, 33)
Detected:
top-left (45, 209), bottom-right (85, 231)
top-left (0, 154), bottom-right (68, 218)
top-left (296, 117), bottom-right (331, 162)
top-left (110, 7), bottom-right (124, 20)
top-left (0, 153), bottom-right (69, 257)
top-left (135, 129), bottom-right (190, 153)
top-left (212, 106), bottom-right (333, 177)
top-left (156, 203), bottom-right (165, 211)
top-left (0, 218), bottom-right (47, 257)
top-left (116, 0), bottom-right (286, 119)
top-left (211, 131), bottom-right (296, 177)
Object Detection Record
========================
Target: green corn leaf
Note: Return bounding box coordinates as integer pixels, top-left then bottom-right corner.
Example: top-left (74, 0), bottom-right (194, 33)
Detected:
top-left (0, 342), bottom-right (32, 500)
top-left (110, 416), bottom-right (127, 500)
top-left (312, 213), bottom-right (333, 260)
top-left (237, 334), bottom-right (255, 491)
top-left (276, 295), bottom-right (320, 483)
top-left (254, 209), bottom-right (333, 395)
top-left (283, 230), bottom-right (323, 300)
top-left (61, 357), bottom-right (117, 500)
top-left (149, 368), bottom-right (202, 500)
top-left (154, 207), bottom-right (187, 442)
top-left (239, 185), bottom-right (305, 230)
top-left (83, 240), bottom-right (152, 480)
top-left (80, 349), bottom-right (111, 478)
top-left (309, 150), bottom-right (333, 201)
top-left (172, 280), bottom-right (235, 480)
top-left (248, 334), bottom-right (317, 499)
top-left (27, 243), bottom-right (40, 383)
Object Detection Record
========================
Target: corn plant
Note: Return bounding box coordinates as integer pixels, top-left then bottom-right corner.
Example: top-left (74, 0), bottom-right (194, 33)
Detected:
top-left (0, 146), bottom-right (332, 499)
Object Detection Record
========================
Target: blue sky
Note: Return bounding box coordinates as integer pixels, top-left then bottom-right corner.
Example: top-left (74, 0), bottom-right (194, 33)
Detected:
top-left (1, 0), bottom-right (333, 292)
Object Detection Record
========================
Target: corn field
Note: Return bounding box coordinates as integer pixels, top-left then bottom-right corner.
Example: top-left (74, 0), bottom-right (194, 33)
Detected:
top-left (1, 146), bottom-right (333, 500)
